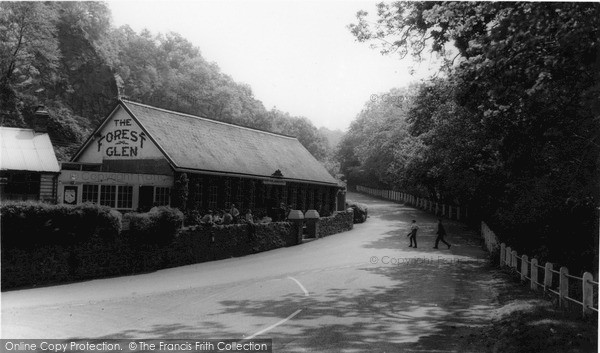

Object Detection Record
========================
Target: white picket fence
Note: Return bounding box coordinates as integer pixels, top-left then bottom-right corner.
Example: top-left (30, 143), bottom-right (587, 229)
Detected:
top-left (500, 234), bottom-right (598, 317)
top-left (356, 185), bottom-right (468, 221)
top-left (485, 222), bottom-right (598, 318)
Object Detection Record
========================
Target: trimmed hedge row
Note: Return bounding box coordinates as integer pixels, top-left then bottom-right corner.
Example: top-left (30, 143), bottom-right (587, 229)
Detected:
top-left (1, 205), bottom-right (302, 290)
top-left (319, 209), bottom-right (354, 237)
top-left (1, 202), bottom-right (354, 290)
top-left (1, 201), bottom-right (122, 247)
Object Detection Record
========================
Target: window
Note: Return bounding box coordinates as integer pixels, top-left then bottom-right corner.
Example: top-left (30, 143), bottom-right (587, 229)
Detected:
top-left (192, 182), bottom-right (202, 209)
top-left (208, 186), bottom-right (218, 209)
top-left (154, 187), bottom-right (170, 206)
top-left (82, 184), bottom-right (99, 203)
top-left (224, 179), bottom-right (231, 209)
top-left (0, 172), bottom-right (40, 200)
top-left (236, 179), bottom-right (243, 208)
top-left (100, 185), bottom-right (116, 206)
top-left (300, 187), bottom-right (307, 210)
top-left (247, 181), bottom-right (255, 210)
top-left (290, 187), bottom-right (297, 209)
top-left (282, 186), bottom-right (288, 206)
top-left (117, 185), bottom-right (133, 209)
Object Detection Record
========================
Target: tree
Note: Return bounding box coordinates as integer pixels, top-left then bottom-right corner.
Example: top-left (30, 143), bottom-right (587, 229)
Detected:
top-left (350, 2), bottom-right (600, 269)
top-left (337, 87), bottom-right (419, 189)
top-left (0, 2), bottom-right (60, 126)
top-left (269, 108), bottom-right (329, 161)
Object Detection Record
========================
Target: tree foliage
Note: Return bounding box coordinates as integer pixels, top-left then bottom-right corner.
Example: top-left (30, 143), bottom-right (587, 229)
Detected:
top-left (0, 2), bottom-right (333, 165)
top-left (346, 2), bottom-right (599, 269)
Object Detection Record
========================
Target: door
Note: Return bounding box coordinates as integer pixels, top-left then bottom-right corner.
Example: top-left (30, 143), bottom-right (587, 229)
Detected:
top-left (138, 186), bottom-right (154, 212)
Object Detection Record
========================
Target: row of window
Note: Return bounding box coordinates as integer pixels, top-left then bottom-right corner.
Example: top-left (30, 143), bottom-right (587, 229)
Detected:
top-left (80, 184), bottom-right (169, 209)
top-left (192, 183), bottom-right (252, 210)
top-left (187, 180), bottom-right (332, 211)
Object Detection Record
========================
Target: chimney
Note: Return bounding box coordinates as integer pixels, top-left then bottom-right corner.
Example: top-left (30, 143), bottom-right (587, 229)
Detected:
top-left (33, 106), bottom-right (49, 133)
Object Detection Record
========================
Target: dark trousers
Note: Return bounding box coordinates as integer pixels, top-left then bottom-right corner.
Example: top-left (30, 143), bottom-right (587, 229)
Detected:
top-left (434, 234), bottom-right (450, 248)
top-left (409, 231), bottom-right (417, 247)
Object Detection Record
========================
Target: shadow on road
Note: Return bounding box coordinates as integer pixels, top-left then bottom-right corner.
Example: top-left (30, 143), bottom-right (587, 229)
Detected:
top-left (97, 192), bottom-right (501, 351)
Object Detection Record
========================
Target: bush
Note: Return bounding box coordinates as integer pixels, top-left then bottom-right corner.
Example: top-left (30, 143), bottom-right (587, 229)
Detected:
top-left (0, 201), bottom-right (121, 248)
top-left (347, 202), bottom-right (368, 223)
top-left (319, 210), bottom-right (354, 237)
top-left (184, 209), bottom-right (202, 226)
top-left (125, 206), bottom-right (184, 245)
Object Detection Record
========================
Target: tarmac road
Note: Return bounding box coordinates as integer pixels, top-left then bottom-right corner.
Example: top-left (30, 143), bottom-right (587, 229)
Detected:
top-left (1, 192), bottom-right (505, 352)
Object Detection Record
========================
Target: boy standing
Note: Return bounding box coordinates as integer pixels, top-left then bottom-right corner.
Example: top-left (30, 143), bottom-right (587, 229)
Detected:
top-left (407, 220), bottom-right (419, 248)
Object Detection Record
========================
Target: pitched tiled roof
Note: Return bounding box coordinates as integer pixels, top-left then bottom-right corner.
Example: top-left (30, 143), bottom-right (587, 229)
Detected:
top-left (121, 100), bottom-right (338, 185)
top-left (0, 127), bottom-right (60, 173)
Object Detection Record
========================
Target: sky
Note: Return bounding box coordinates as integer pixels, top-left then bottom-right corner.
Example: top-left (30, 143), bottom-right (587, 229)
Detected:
top-left (108, 1), bottom-right (441, 131)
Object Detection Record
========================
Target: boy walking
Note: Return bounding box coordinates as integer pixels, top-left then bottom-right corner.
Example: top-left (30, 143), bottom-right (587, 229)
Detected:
top-left (433, 218), bottom-right (451, 249)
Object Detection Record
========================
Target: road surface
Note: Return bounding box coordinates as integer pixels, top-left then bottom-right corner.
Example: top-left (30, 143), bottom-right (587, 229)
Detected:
top-left (2, 192), bottom-right (504, 352)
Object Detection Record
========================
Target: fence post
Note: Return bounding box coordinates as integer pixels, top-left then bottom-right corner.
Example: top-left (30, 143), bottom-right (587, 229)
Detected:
top-left (505, 247), bottom-right (511, 266)
top-left (544, 262), bottom-right (553, 292)
top-left (582, 272), bottom-right (594, 317)
top-left (500, 243), bottom-right (506, 266)
top-left (559, 266), bottom-right (569, 309)
top-left (530, 258), bottom-right (538, 290)
top-left (520, 255), bottom-right (528, 281)
top-left (511, 250), bottom-right (518, 269)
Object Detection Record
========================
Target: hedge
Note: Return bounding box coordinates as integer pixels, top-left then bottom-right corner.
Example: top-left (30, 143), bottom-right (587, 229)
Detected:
top-left (124, 206), bottom-right (184, 245)
top-left (348, 202), bottom-right (368, 223)
top-left (0, 201), bottom-right (122, 247)
top-left (2, 203), bottom-right (356, 290)
top-left (1, 214), bottom-right (300, 290)
top-left (319, 209), bottom-right (354, 237)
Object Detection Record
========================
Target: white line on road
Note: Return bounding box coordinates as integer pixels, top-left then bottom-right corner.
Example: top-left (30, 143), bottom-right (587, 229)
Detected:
top-left (242, 309), bottom-right (303, 340)
top-left (287, 277), bottom-right (309, 297)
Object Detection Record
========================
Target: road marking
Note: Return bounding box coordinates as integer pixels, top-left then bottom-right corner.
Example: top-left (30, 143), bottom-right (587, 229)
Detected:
top-left (287, 276), bottom-right (309, 297)
top-left (242, 309), bottom-right (303, 340)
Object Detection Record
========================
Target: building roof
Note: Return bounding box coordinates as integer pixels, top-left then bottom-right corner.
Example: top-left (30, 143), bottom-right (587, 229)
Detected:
top-left (0, 127), bottom-right (60, 173)
top-left (118, 100), bottom-right (338, 185)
